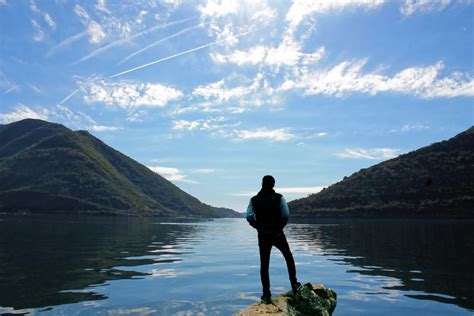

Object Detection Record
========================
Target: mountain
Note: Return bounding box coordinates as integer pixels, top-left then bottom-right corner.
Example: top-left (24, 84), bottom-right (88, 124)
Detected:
top-left (289, 127), bottom-right (474, 218)
top-left (0, 119), bottom-right (241, 217)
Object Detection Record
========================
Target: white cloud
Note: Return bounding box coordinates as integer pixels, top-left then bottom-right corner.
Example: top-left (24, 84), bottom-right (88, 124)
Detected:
top-left (400, 0), bottom-right (456, 15)
top-left (0, 0), bottom-right (7, 5)
top-left (211, 45), bottom-right (267, 65)
top-left (279, 60), bottom-right (474, 98)
top-left (286, 0), bottom-right (384, 33)
top-left (79, 78), bottom-right (183, 108)
top-left (89, 125), bottom-right (121, 132)
top-left (187, 73), bottom-right (281, 114)
top-left (87, 21), bottom-right (106, 44)
top-left (148, 166), bottom-right (197, 183)
top-left (312, 132), bottom-right (328, 137)
top-left (172, 119), bottom-right (201, 131)
top-left (172, 117), bottom-right (239, 132)
top-left (400, 123), bottom-right (430, 132)
top-left (199, 0), bottom-right (239, 18)
top-left (31, 20), bottom-right (45, 41)
top-left (236, 128), bottom-right (295, 142)
top-left (212, 43), bottom-right (325, 68)
top-left (0, 104), bottom-right (48, 123)
top-left (232, 186), bottom-right (324, 196)
top-left (74, 4), bottom-right (106, 44)
top-left (30, 0), bottom-right (56, 30)
top-left (192, 79), bottom-right (250, 102)
top-left (337, 147), bottom-right (399, 160)
top-left (278, 186), bottom-right (325, 194)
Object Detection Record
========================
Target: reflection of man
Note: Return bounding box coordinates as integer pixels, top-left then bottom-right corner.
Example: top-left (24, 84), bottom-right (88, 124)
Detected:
top-left (246, 175), bottom-right (301, 304)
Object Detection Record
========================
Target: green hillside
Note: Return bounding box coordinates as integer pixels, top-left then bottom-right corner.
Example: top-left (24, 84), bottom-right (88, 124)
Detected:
top-left (289, 127), bottom-right (474, 218)
top-left (0, 119), bottom-right (240, 217)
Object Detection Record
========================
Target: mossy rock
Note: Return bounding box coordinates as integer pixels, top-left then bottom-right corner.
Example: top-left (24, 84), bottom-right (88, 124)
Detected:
top-left (287, 283), bottom-right (337, 316)
top-left (236, 283), bottom-right (336, 316)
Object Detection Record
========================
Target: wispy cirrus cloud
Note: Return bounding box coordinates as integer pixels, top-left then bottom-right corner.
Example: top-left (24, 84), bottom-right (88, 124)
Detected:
top-left (74, 16), bottom-right (197, 64)
top-left (0, 104), bottom-right (48, 123)
top-left (389, 122), bottom-right (430, 133)
top-left (74, 4), bottom-right (106, 44)
top-left (172, 117), bottom-right (238, 132)
top-left (110, 27), bottom-right (257, 78)
top-left (212, 43), bottom-right (325, 68)
top-left (0, 72), bottom-right (19, 95)
top-left (235, 128), bottom-right (295, 142)
top-left (279, 60), bottom-right (474, 98)
top-left (400, 0), bottom-right (471, 15)
top-left (30, 0), bottom-right (56, 30)
top-left (286, 0), bottom-right (384, 34)
top-left (119, 21), bottom-right (207, 64)
top-left (337, 147), bottom-right (399, 160)
top-left (31, 19), bottom-right (45, 41)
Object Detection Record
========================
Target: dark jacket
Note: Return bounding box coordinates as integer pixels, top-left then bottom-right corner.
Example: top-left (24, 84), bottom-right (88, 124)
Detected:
top-left (246, 189), bottom-right (289, 234)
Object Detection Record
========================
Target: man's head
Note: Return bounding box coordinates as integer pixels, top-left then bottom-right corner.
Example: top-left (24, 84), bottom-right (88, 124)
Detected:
top-left (262, 175), bottom-right (275, 190)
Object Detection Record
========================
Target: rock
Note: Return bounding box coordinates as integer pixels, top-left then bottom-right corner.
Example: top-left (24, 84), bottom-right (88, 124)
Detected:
top-left (236, 283), bottom-right (337, 316)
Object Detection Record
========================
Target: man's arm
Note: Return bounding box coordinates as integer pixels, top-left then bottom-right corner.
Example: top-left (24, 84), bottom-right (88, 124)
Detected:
top-left (246, 199), bottom-right (258, 229)
top-left (280, 196), bottom-right (289, 228)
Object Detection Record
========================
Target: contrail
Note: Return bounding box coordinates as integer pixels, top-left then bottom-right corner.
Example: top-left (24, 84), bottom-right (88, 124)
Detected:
top-left (119, 22), bottom-right (208, 65)
top-left (57, 89), bottom-right (79, 106)
top-left (110, 29), bottom-right (257, 79)
top-left (46, 30), bottom-right (89, 58)
top-left (73, 16), bottom-right (197, 65)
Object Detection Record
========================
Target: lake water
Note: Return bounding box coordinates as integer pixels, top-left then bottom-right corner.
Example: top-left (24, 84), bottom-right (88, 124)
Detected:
top-left (0, 215), bottom-right (472, 315)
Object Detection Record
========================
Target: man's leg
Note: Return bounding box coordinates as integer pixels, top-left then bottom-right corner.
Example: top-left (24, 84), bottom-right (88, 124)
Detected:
top-left (258, 234), bottom-right (273, 297)
top-left (274, 233), bottom-right (298, 287)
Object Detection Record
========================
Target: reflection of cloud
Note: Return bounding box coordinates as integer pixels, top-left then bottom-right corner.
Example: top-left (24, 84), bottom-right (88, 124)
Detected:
top-left (106, 307), bottom-right (157, 315)
top-left (150, 268), bottom-right (179, 278)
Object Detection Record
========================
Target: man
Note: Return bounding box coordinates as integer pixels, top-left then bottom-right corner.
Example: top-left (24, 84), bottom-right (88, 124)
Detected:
top-left (246, 175), bottom-right (301, 304)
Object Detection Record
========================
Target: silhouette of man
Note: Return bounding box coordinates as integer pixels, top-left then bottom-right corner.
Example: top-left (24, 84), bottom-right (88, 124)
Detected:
top-left (246, 175), bottom-right (301, 304)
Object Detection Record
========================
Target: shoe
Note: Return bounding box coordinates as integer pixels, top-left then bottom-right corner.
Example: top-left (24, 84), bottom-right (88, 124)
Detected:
top-left (291, 282), bottom-right (302, 294)
top-left (260, 294), bottom-right (272, 304)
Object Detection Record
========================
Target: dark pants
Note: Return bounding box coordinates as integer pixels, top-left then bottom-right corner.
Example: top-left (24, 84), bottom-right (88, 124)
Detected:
top-left (258, 232), bottom-right (297, 296)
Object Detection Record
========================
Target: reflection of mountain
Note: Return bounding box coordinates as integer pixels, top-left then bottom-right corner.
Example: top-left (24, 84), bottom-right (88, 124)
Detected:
top-left (289, 220), bottom-right (474, 311)
top-left (0, 215), bottom-right (200, 310)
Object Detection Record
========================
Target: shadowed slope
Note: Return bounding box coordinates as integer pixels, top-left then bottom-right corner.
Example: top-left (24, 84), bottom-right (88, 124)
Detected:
top-left (289, 127), bottom-right (474, 218)
top-left (0, 119), bottom-right (240, 217)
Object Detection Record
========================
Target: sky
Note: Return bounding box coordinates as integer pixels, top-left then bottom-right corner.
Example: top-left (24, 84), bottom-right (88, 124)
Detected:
top-left (0, 0), bottom-right (473, 212)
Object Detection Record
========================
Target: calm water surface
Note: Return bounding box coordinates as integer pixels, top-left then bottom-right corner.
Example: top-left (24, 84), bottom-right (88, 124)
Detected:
top-left (0, 215), bottom-right (472, 315)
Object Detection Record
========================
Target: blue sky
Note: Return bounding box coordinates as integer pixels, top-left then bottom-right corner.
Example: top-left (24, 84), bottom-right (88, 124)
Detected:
top-left (0, 0), bottom-right (473, 211)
